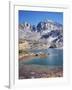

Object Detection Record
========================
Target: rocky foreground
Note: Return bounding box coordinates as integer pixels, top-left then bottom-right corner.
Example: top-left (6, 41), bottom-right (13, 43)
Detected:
top-left (19, 65), bottom-right (63, 79)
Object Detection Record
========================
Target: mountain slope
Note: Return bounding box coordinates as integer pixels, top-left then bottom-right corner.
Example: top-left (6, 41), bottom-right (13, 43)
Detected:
top-left (19, 20), bottom-right (63, 49)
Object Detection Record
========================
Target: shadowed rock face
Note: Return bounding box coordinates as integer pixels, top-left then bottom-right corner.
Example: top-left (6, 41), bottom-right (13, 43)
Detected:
top-left (19, 22), bottom-right (32, 30)
top-left (37, 20), bottom-right (63, 32)
top-left (19, 20), bottom-right (63, 49)
top-left (19, 20), bottom-right (63, 31)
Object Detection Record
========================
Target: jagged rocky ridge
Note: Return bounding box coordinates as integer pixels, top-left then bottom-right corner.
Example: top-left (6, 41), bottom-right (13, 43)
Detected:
top-left (19, 20), bottom-right (63, 49)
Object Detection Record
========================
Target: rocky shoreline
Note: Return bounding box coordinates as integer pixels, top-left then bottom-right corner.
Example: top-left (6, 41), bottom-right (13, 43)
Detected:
top-left (19, 65), bottom-right (63, 79)
top-left (19, 49), bottom-right (63, 79)
top-left (19, 52), bottom-right (49, 61)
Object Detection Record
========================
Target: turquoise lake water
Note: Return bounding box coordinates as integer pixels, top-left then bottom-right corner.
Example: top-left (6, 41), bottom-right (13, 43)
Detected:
top-left (24, 49), bottom-right (63, 67)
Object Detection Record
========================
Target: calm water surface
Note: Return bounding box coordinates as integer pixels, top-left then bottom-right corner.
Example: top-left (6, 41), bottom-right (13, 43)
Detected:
top-left (23, 49), bottom-right (63, 67)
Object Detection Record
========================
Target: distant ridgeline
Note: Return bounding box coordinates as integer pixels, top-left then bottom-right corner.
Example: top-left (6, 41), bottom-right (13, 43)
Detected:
top-left (19, 20), bottom-right (63, 49)
top-left (19, 20), bottom-right (63, 31)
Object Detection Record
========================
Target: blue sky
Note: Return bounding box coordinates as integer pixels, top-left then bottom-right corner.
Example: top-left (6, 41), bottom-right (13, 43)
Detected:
top-left (19, 10), bottom-right (63, 25)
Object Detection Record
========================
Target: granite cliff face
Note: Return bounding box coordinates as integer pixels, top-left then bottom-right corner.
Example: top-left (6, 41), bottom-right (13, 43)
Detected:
top-left (19, 20), bottom-right (63, 49)
top-left (37, 20), bottom-right (62, 32)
